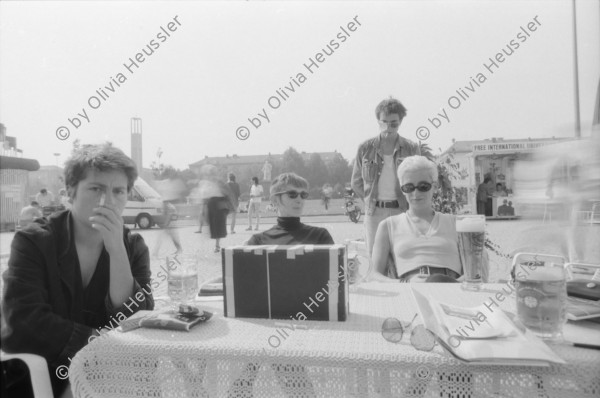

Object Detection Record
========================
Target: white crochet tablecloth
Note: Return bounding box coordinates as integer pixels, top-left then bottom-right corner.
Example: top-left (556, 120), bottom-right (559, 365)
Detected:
top-left (70, 283), bottom-right (600, 398)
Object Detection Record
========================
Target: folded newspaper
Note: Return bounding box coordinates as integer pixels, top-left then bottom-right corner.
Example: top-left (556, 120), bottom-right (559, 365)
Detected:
top-left (411, 288), bottom-right (565, 366)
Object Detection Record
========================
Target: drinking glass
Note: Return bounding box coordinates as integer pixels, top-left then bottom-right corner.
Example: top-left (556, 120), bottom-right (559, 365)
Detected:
top-left (456, 215), bottom-right (486, 291)
top-left (345, 239), bottom-right (371, 289)
top-left (166, 251), bottom-right (200, 305)
top-left (513, 253), bottom-right (567, 341)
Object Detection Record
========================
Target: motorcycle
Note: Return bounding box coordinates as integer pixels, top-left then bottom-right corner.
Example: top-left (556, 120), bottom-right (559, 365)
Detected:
top-left (343, 193), bottom-right (361, 223)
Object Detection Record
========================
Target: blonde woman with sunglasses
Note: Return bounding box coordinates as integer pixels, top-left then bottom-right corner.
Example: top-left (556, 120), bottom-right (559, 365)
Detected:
top-left (371, 155), bottom-right (487, 283)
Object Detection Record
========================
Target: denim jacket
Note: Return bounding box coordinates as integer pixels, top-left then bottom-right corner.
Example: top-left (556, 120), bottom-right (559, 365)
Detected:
top-left (351, 134), bottom-right (420, 216)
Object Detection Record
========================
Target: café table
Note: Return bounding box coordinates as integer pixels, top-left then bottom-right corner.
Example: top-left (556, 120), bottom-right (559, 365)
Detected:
top-left (69, 283), bottom-right (600, 397)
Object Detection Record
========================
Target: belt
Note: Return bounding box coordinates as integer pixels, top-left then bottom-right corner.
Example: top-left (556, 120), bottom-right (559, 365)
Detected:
top-left (398, 266), bottom-right (460, 282)
top-left (375, 200), bottom-right (399, 208)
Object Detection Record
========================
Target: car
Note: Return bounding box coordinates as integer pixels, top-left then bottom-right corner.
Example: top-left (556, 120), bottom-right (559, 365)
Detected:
top-left (122, 178), bottom-right (178, 229)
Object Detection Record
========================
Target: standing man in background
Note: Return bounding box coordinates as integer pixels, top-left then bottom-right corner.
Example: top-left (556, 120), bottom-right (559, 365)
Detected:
top-left (351, 97), bottom-right (420, 260)
top-left (246, 177), bottom-right (263, 231)
top-left (477, 177), bottom-right (492, 215)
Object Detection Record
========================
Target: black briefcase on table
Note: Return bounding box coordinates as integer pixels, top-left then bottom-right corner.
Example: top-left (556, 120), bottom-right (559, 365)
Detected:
top-left (222, 245), bottom-right (349, 321)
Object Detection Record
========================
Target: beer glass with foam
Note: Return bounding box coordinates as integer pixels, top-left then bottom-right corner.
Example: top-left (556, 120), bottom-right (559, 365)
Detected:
top-left (513, 253), bottom-right (567, 340)
top-left (456, 215), bottom-right (486, 291)
top-left (166, 251), bottom-right (200, 304)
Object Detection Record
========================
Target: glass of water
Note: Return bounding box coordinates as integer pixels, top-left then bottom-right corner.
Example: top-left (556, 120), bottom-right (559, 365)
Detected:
top-left (166, 251), bottom-right (200, 305)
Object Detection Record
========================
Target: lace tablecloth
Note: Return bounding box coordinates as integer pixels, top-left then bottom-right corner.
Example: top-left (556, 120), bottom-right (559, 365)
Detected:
top-left (70, 283), bottom-right (600, 397)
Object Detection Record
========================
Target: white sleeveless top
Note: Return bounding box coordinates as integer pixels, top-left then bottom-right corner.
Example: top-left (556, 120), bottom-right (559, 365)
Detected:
top-left (385, 212), bottom-right (462, 277)
top-left (377, 155), bottom-right (396, 200)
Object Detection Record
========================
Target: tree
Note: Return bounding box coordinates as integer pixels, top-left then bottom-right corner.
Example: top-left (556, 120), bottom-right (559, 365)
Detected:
top-left (432, 150), bottom-right (467, 214)
top-left (327, 153), bottom-right (352, 187)
top-left (150, 147), bottom-right (168, 179)
top-left (306, 153), bottom-right (329, 188)
top-left (281, 147), bottom-right (307, 176)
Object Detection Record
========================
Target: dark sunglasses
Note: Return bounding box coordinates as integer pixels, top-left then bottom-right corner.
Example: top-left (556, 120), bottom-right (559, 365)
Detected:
top-left (400, 182), bottom-right (433, 194)
top-left (274, 190), bottom-right (309, 199)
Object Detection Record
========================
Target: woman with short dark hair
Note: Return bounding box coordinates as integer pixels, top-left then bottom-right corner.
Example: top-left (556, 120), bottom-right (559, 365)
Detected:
top-left (248, 172), bottom-right (333, 245)
top-left (1, 143), bottom-right (154, 397)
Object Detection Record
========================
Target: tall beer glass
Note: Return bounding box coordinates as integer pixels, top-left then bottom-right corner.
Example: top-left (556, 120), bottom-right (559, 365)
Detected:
top-left (456, 215), bottom-right (486, 291)
top-left (513, 253), bottom-right (567, 340)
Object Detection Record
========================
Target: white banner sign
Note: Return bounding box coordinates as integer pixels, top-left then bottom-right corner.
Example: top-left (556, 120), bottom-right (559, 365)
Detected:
top-left (472, 141), bottom-right (555, 154)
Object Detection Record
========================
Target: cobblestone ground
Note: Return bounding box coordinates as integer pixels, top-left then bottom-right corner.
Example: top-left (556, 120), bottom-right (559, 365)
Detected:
top-left (1, 216), bottom-right (598, 297)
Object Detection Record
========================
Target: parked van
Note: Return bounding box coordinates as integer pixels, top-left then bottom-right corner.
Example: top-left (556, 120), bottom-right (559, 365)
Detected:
top-left (123, 178), bottom-right (177, 229)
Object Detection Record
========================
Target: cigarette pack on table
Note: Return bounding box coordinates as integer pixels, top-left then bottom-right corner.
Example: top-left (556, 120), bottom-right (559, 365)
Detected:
top-left (222, 245), bottom-right (348, 321)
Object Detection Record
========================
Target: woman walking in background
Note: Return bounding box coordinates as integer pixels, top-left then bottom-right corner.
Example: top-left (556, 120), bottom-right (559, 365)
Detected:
top-left (201, 166), bottom-right (232, 253)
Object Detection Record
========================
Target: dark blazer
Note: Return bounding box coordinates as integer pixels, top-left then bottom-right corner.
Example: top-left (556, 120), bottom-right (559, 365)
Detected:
top-left (1, 210), bottom-right (154, 390)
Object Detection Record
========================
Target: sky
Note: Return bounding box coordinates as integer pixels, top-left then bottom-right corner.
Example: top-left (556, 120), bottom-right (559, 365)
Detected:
top-left (1, 0), bottom-right (599, 170)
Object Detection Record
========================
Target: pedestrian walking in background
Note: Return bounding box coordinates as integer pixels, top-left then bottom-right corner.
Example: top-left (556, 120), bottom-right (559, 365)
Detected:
top-left (194, 180), bottom-right (210, 233)
top-left (152, 178), bottom-right (186, 256)
top-left (246, 176), bottom-right (263, 231)
top-left (200, 165), bottom-right (232, 253)
top-left (322, 183), bottom-right (333, 210)
top-left (351, 97), bottom-right (421, 256)
top-left (226, 173), bottom-right (241, 234)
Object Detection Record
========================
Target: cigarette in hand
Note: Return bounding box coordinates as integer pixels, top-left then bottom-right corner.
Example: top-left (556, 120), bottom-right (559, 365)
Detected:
top-left (99, 193), bottom-right (106, 206)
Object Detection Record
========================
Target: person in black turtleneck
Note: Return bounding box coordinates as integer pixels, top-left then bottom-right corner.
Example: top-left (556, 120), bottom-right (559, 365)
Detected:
top-left (247, 173), bottom-right (333, 245)
top-left (229, 172), bottom-right (332, 398)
